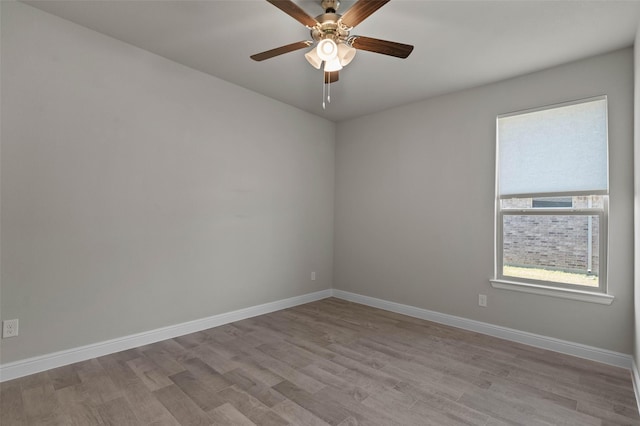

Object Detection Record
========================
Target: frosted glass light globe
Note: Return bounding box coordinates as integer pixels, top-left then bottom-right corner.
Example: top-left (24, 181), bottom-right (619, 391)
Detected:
top-left (317, 39), bottom-right (338, 61)
top-left (323, 58), bottom-right (343, 72)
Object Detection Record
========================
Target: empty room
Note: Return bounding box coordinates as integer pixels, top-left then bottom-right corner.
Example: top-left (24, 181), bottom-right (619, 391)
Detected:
top-left (2, 0), bottom-right (640, 424)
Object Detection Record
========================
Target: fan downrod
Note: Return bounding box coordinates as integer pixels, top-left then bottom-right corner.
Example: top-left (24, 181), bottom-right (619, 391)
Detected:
top-left (321, 0), bottom-right (340, 13)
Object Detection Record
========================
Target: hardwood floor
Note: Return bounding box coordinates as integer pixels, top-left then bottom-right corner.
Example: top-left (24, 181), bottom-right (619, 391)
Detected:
top-left (1, 297), bottom-right (638, 425)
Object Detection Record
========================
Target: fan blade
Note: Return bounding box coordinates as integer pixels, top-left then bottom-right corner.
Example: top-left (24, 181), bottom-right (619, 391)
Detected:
top-left (325, 71), bottom-right (339, 84)
top-left (251, 41), bottom-right (313, 61)
top-left (266, 0), bottom-right (318, 28)
top-left (340, 0), bottom-right (390, 28)
top-left (350, 36), bottom-right (414, 58)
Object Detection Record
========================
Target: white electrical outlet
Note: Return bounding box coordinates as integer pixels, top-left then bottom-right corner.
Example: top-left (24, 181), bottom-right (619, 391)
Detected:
top-left (478, 294), bottom-right (487, 307)
top-left (311, 272), bottom-right (316, 281)
top-left (2, 319), bottom-right (19, 338)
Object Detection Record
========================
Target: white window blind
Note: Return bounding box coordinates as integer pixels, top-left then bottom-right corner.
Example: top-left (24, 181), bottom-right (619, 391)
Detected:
top-left (497, 97), bottom-right (608, 198)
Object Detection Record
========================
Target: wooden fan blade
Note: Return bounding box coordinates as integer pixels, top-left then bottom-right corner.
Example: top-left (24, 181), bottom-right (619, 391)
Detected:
top-left (340, 0), bottom-right (390, 28)
top-left (324, 71), bottom-right (339, 84)
top-left (266, 0), bottom-right (318, 28)
top-left (251, 41), bottom-right (313, 61)
top-left (350, 36), bottom-right (414, 58)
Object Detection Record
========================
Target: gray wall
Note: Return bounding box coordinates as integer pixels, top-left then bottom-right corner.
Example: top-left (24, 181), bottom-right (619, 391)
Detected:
top-left (335, 48), bottom-right (634, 354)
top-left (0, 2), bottom-right (335, 363)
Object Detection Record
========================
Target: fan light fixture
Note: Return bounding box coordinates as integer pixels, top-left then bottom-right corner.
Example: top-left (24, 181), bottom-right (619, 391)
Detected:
top-left (251, 0), bottom-right (415, 110)
top-left (305, 40), bottom-right (354, 71)
top-left (304, 48), bottom-right (322, 69)
top-left (337, 43), bottom-right (356, 66)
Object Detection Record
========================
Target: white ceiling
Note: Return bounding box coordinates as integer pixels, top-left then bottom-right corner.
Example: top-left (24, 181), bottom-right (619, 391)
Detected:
top-left (22, 0), bottom-right (640, 122)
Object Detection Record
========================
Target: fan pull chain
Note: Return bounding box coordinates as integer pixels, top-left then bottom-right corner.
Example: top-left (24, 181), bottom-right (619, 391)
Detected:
top-left (322, 72), bottom-right (332, 109)
top-left (322, 73), bottom-right (326, 109)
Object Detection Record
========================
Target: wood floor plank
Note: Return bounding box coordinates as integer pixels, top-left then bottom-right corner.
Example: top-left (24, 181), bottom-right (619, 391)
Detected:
top-left (0, 380), bottom-right (26, 425)
top-left (503, 360), bottom-right (639, 410)
top-left (173, 331), bottom-right (213, 349)
top-left (251, 410), bottom-right (291, 426)
top-left (223, 368), bottom-right (286, 407)
top-left (143, 350), bottom-right (186, 377)
top-left (392, 379), bottom-right (464, 407)
top-left (214, 384), bottom-right (289, 425)
top-left (311, 384), bottom-right (407, 426)
top-left (121, 380), bottom-right (179, 425)
top-left (21, 383), bottom-right (67, 425)
top-left (360, 385), bottom-right (416, 411)
top-left (46, 365), bottom-right (81, 391)
top-left (142, 344), bottom-right (188, 377)
top-left (366, 339), bottom-right (495, 391)
top-left (272, 399), bottom-right (332, 426)
top-left (98, 354), bottom-right (141, 389)
top-left (283, 336), bottom-right (342, 363)
top-left (76, 369), bottom-right (123, 406)
top-left (148, 418), bottom-right (183, 426)
top-left (486, 374), bottom-right (579, 411)
top-left (127, 356), bottom-right (174, 392)
top-left (208, 402), bottom-right (257, 426)
top-left (188, 344), bottom-right (242, 375)
top-left (237, 347), bottom-right (326, 394)
top-left (153, 384), bottom-right (212, 426)
top-left (2, 297), bottom-right (637, 425)
top-left (458, 388), bottom-right (550, 426)
top-left (18, 371), bottom-right (52, 391)
top-left (203, 324), bottom-right (246, 344)
top-left (328, 342), bottom-right (387, 369)
top-left (96, 396), bottom-right (139, 425)
top-left (380, 357), bottom-right (484, 399)
top-left (299, 364), bottom-right (370, 403)
top-left (257, 342), bottom-right (314, 369)
top-left (272, 380), bottom-right (351, 426)
top-left (336, 417), bottom-right (359, 426)
top-left (181, 357), bottom-right (233, 392)
top-left (55, 383), bottom-right (104, 426)
top-left (231, 357), bottom-right (286, 388)
top-left (327, 351), bottom-right (400, 390)
top-left (409, 392), bottom-right (490, 426)
top-left (576, 398), bottom-right (640, 424)
top-left (169, 369), bottom-right (226, 411)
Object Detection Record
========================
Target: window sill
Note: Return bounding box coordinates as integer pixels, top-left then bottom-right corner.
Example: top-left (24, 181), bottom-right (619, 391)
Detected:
top-left (489, 279), bottom-right (614, 305)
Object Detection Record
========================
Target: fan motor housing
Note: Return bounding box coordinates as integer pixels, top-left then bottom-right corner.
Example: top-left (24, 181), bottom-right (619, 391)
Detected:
top-left (311, 13), bottom-right (350, 43)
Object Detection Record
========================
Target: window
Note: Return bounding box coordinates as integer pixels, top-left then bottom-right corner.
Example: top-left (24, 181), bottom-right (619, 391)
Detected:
top-left (493, 96), bottom-right (609, 300)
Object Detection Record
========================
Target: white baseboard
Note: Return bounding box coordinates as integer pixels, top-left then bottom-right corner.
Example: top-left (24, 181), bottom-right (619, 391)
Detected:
top-left (632, 360), bottom-right (640, 415)
top-left (331, 289), bottom-right (633, 370)
top-left (0, 289), bottom-right (332, 382)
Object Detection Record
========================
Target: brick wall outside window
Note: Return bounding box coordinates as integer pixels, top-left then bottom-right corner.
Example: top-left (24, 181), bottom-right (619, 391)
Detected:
top-left (502, 196), bottom-right (600, 274)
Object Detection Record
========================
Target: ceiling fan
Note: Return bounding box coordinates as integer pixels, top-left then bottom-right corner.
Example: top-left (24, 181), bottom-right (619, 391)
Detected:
top-left (251, 0), bottom-right (414, 98)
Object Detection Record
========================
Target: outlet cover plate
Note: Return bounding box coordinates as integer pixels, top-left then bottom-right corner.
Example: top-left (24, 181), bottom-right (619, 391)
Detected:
top-left (2, 319), bottom-right (19, 338)
top-left (478, 294), bottom-right (487, 307)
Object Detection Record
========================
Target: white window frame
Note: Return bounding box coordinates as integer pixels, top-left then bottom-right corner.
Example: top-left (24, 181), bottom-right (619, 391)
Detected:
top-left (490, 97), bottom-right (614, 305)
